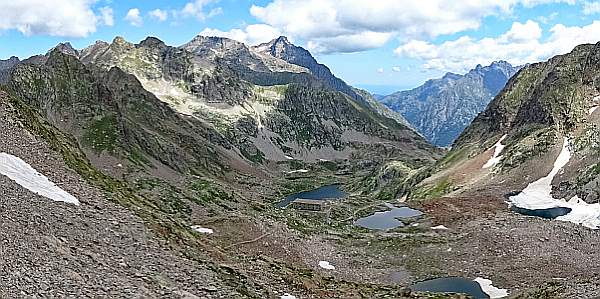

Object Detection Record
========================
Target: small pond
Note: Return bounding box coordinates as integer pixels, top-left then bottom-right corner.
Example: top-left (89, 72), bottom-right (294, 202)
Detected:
top-left (510, 205), bottom-right (572, 219)
top-left (277, 184), bottom-right (347, 208)
top-left (410, 277), bottom-right (489, 298)
top-left (354, 203), bottom-right (422, 230)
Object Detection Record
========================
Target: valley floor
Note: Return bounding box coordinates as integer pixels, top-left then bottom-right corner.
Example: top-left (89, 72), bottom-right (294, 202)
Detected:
top-left (208, 176), bottom-right (600, 298)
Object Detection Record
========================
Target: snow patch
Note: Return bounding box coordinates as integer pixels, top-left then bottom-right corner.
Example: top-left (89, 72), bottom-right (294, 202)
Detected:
top-left (474, 277), bottom-right (509, 298)
top-left (431, 225), bottom-right (448, 230)
top-left (287, 169), bottom-right (309, 174)
top-left (0, 153), bottom-right (79, 205)
top-left (482, 134), bottom-right (507, 169)
top-left (509, 138), bottom-right (600, 229)
top-left (318, 261), bottom-right (335, 270)
top-left (280, 294), bottom-right (297, 299)
top-left (191, 226), bottom-right (214, 234)
top-left (589, 106), bottom-right (598, 115)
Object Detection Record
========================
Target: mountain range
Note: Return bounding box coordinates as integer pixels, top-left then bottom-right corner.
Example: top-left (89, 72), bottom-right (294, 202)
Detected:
top-left (0, 34), bottom-right (442, 298)
top-left (381, 61), bottom-right (521, 147)
top-left (4, 30), bottom-right (600, 298)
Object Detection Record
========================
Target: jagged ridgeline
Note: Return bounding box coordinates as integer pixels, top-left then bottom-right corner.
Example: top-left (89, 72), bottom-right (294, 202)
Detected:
top-left (382, 61), bottom-right (521, 147)
top-left (1, 35), bottom-right (444, 225)
top-left (0, 36), bottom-right (442, 202)
top-left (412, 42), bottom-right (600, 202)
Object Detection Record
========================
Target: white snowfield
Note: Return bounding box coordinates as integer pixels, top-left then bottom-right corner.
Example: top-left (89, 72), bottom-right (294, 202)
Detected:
top-left (0, 153), bottom-right (80, 205)
top-left (482, 134), bottom-right (507, 169)
top-left (509, 137), bottom-right (600, 229)
top-left (474, 277), bottom-right (509, 298)
top-left (191, 226), bottom-right (214, 234)
top-left (287, 169), bottom-right (309, 174)
top-left (590, 96), bottom-right (600, 115)
top-left (280, 294), bottom-right (297, 299)
top-left (431, 225), bottom-right (449, 230)
top-left (318, 261), bottom-right (335, 270)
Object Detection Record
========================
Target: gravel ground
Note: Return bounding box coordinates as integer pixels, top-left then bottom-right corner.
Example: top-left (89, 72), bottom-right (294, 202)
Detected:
top-left (0, 99), bottom-right (240, 298)
top-left (405, 195), bottom-right (600, 298)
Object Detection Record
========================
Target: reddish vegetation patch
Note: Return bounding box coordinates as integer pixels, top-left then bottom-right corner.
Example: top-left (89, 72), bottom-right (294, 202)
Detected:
top-left (416, 195), bottom-right (507, 226)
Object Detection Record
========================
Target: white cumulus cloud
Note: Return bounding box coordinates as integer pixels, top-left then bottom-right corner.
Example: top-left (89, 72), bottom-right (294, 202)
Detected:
top-left (0, 0), bottom-right (105, 37)
top-left (395, 20), bottom-right (600, 73)
top-left (248, 0), bottom-right (576, 54)
top-left (99, 6), bottom-right (114, 27)
top-left (306, 31), bottom-right (393, 54)
top-left (149, 9), bottom-right (168, 22)
top-left (199, 24), bottom-right (282, 45)
top-left (125, 8), bottom-right (143, 27)
top-left (180, 0), bottom-right (221, 20)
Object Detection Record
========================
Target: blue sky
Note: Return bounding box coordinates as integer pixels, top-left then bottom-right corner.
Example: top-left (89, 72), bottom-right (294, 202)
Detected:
top-left (1, 0), bottom-right (600, 94)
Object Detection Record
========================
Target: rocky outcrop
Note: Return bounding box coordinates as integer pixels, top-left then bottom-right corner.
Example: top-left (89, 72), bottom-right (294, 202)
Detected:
top-left (0, 56), bottom-right (20, 83)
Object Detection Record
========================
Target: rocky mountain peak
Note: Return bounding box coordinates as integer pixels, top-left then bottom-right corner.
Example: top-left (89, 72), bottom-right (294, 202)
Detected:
top-left (48, 42), bottom-right (78, 57)
top-left (138, 36), bottom-right (167, 49)
top-left (255, 36), bottom-right (313, 63)
top-left (0, 56), bottom-right (20, 68)
top-left (490, 60), bottom-right (511, 68)
top-left (273, 35), bottom-right (291, 44)
top-left (1, 56), bottom-right (19, 63)
top-left (442, 72), bottom-right (462, 80)
top-left (186, 35), bottom-right (246, 51)
top-left (113, 36), bottom-right (127, 44)
top-left (0, 56), bottom-right (20, 83)
top-left (263, 36), bottom-right (294, 55)
top-left (253, 36), bottom-right (412, 128)
top-left (253, 36), bottom-right (362, 99)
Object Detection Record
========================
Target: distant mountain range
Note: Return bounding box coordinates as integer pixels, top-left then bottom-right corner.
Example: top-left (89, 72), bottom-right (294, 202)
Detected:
top-left (381, 61), bottom-right (521, 147)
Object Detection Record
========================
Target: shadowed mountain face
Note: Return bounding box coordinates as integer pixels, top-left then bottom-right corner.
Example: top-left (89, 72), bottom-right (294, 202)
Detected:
top-left (381, 61), bottom-right (521, 147)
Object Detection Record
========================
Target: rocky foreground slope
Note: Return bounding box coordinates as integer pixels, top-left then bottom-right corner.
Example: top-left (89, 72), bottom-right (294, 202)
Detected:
top-left (0, 91), bottom-right (248, 298)
top-left (382, 61), bottom-right (520, 146)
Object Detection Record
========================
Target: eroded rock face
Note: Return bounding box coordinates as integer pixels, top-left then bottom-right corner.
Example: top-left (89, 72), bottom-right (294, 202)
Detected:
top-left (254, 36), bottom-right (355, 97)
top-left (0, 56), bottom-right (20, 83)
